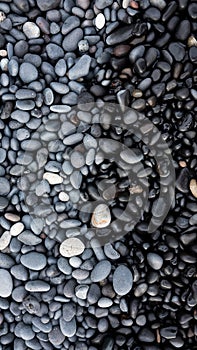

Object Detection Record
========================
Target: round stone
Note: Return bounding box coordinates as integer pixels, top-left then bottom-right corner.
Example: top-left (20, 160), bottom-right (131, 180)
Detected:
top-left (21, 252), bottom-right (47, 271)
top-left (60, 238), bottom-right (85, 258)
top-left (90, 260), bottom-right (111, 282)
top-left (91, 204), bottom-right (111, 228)
top-left (19, 63), bottom-right (38, 83)
top-left (70, 151), bottom-right (85, 169)
top-left (23, 22), bottom-right (40, 39)
top-left (147, 252), bottom-right (163, 270)
top-left (0, 269), bottom-right (13, 297)
top-left (0, 231), bottom-right (11, 251)
top-left (113, 265), bottom-right (133, 296)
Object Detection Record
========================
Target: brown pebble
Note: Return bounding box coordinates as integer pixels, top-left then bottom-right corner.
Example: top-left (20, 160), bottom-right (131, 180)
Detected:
top-left (188, 36), bottom-right (197, 48)
top-left (179, 161), bottom-right (187, 168)
top-left (190, 179), bottom-right (197, 198)
top-left (130, 0), bottom-right (139, 9)
top-left (113, 44), bottom-right (130, 57)
top-left (132, 89), bottom-right (143, 98)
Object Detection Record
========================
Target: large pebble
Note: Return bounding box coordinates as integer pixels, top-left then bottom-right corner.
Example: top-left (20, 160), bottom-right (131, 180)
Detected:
top-left (91, 204), bottom-right (111, 228)
top-left (46, 43), bottom-right (64, 60)
top-left (60, 317), bottom-right (76, 337)
top-left (90, 260), bottom-right (111, 282)
top-left (147, 252), bottom-right (163, 270)
top-left (43, 172), bottom-right (63, 185)
top-left (190, 179), bottom-right (197, 198)
top-left (0, 269), bottom-right (13, 297)
top-left (21, 252), bottom-right (47, 271)
top-left (63, 28), bottom-right (83, 52)
top-left (60, 238), bottom-right (85, 258)
top-left (19, 63), bottom-right (38, 83)
top-left (113, 265), bottom-right (133, 296)
top-left (95, 13), bottom-right (106, 30)
top-left (25, 280), bottom-right (50, 292)
top-left (68, 55), bottom-right (91, 80)
top-left (0, 231), bottom-right (11, 251)
top-left (0, 177), bottom-right (10, 196)
top-left (23, 22), bottom-right (40, 39)
top-left (37, 0), bottom-right (60, 11)
top-left (95, 0), bottom-right (113, 9)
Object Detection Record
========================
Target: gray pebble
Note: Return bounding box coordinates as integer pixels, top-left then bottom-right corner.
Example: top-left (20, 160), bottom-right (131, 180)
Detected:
top-left (69, 55), bottom-right (91, 80)
top-left (147, 252), bottom-right (163, 270)
top-left (60, 317), bottom-right (76, 337)
top-left (49, 327), bottom-right (65, 346)
top-left (46, 43), bottom-right (64, 60)
top-left (70, 151), bottom-right (85, 168)
top-left (19, 62), bottom-right (38, 83)
top-left (90, 260), bottom-right (111, 282)
top-left (21, 252), bottom-right (47, 270)
top-left (0, 177), bottom-right (10, 196)
top-left (63, 28), bottom-right (83, 52)
top-left (50, 82), bottom-right (69, 94)
top-left (113, 265), bottom-right (133, 296)
top-left (0, 269), bottom-right (13, 297)
top-left (0, 148), bottom-right (6, 163)
top-left (62, 16), bottom-right (80, 35)
top-left (25, 280), bottom-right (50, 292)
top-left (11, 110), bottom-right (30, 123)
top-left (63, 302), bottom-right (76, 321)
top-left (37, 0), bottom-right (61, 11)
top-left (95, 0), bottom-right (113, 9)
top-left (55, 59), bottom-right (67, 76)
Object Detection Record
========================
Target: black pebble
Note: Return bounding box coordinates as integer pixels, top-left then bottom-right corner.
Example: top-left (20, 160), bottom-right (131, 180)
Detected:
top-left (175, 20), bottom-right (191, 41)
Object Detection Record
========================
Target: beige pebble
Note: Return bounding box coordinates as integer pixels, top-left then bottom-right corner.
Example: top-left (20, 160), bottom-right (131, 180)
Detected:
top-left (0, 50), bottom-right (7, 57)
top-left (190, 179), bottom-right (197, 198)
top-left (0, 11), bottom-right (6, 23)
top-left (0, 58), bottom-right (9, 71)
top-left (179, 161), bottom-right (187, 168)
top-left (5, 213), bottom-right (20, 222)
top-left (59, 191), bottom-right (69, 202)
top-left (188, 36), bottom-right (197, 47)
top-left (60, 238), bottom-right (85, 258)
top-left (10, 222), bottom-right (24, 236)
top-left (0, 231), bottom-right (11, 251)
top-left (43, 172), bottom-right (63, 185)
top-left (91, 204), bottom-right (111, 228)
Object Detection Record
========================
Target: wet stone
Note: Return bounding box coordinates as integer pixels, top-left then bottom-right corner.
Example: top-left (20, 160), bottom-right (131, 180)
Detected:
top-left (113, 265), bottom-right (133, 296)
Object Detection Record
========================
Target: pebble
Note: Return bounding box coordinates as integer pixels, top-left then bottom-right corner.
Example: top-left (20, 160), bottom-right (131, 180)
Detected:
top-left (78, 39), bottom-right (89, 53)
top-left (70, 151), bottom-right (85, 168)
top-left (60, 317), bottom-right (76, 337)
top-left (0, 231), bottom-right (11, 251)
top-left (43, 172), bottom-right (63, 185)
top-left (68, 55), bottom-right (91, 80)
top-left (49, 327), bottom-right (65, 346)
top-left (0, 177), bottom-right (10, 196)
top-left (37, 0), bottom-right (61, 11)
top-left (20, 252), bottom-right (47, 271)
top-left (19, 62), bottom-right (38, 83)
top-left (91, 204), bottom-right (111, 228)
top-left (60, 238), bottom-right (85, 258)
top-left (62, 16), bottom-right (80, 36)
top-left (63, 28), bottom-right (83, 52)
top-left (90, 260), bottom-right (111, 282)
top-left (46, 43), bottom-right (64, 60)
top-left (147, 253), bottom-right (163, 270)
top-left (0, 269), bottom-right (13, 297)
top-left (169, 42), bottom-right (185, 62)
top-left (95, 13), bottom-right (106, 30)
top-left (95, 0), bottom-right (113, 9)
top-left (25, 280), bottom-right (50, 292)
top-left (23, 22), bottom-right (40, 39)
top-left (113, 265), bottom-right (133, 296)
top-left (120, 148), bottom-right (143, 164)
top-left (190, 179), bottom-right (197, 198)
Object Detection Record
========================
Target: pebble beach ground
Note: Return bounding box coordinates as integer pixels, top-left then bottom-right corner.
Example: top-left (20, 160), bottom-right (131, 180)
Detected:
top-left (0, 0), bottom-right (197, 349)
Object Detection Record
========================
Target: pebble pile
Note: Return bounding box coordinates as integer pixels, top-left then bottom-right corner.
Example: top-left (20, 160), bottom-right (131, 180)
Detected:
top-left (0, 0), bottom-right (197, 349)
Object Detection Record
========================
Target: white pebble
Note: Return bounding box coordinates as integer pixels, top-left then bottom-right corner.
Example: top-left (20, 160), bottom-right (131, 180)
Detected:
top-left (0, 231), bottom-right (11, 251)
top-left (122, 0), bottom-right (130, 8)
top-left (43, 172), bottom-right (63, 185)
top-left (10, 222), bottom-right (24, 236)
top-left (60, 238), bottom-right (85, 258)
top-left (91, 204), bottom-right (111, 228)
top-left (95, 13), bottom-right (105, 30)
top-left (23, 22), bottom-right (40, 39)
top-left (5, 213), bottom-right (20, 222)
top-left (59, 191), bottom-right (69, 202)
top-left (0, 12), bottom-right (6, 23)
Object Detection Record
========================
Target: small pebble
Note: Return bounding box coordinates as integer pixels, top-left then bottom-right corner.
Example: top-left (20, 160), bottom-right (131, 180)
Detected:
top-left (60, 238), bottom-right (85, 258)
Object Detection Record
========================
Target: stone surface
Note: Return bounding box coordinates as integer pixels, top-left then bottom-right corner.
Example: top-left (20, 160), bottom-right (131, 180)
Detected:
top-left (21, 252), bottom-right (47, 271)
top-left (19, 63), bottom-right (38, 83)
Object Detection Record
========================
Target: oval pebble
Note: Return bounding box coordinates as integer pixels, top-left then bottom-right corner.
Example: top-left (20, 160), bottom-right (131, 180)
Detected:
top-left (0, 231), bottom-right (11, 251)
top-left (147, 252), bottom-right (163, 270)
top-left (60, 238), bottom-right (85, 258)
top-left (43, 172), bottom-right (63, 185)
top-left (23, 22), bottom-right (40, 39)
top-left (25, 280), bottom-right (50, 292)
top-left (0, 269), bottom-right (13, 297)
top-left (90, 260), bottom-right (111, 282)
top-left (21, 252), bottom-right (47, 271)
top-left (91, 204), bottom-right (111, 228)
top-left (113, 265), bottom-right (133, 296)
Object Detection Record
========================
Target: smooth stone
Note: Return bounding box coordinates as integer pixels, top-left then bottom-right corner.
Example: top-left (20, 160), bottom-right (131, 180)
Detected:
top-left (68, 55), bottom-right (91, 80)
top-left (25, 280), bottom-right (50, 292)
top-left (98, 297), bottom-right (113, 308)
top-left (145, 7), bottom-right (161, 21)
top-left (50, 82), bottom-right (69, 94)
top-left (37, 0), bottom-right (60, 11)
top-left (75, 285), bottom-right (89, 299)
top-left (14, 0), bottom-right (30, 12)
top-left (189, 47), bottom-right (197, 63)
top-left (152, 197), bottom-right (167, 218)
top-left (43, 172), bottom-right (63, 185)
top-left (78, 39), bottom-right (89, 53)
top-left (16, 100), bottom-right (35, 111)
top-left (150, 0), bottom-right (166, 9)
top-left (18, 231), bottom-right (42, 245)
top-left (60, 238), bottom-right (85, 257)
top-left (120, 148), bottom-right (143, 164)
top-left (0, 177), bottom-right (10, 195)
top-left (91, 204), bottom-right (111, 228)
top-left (43, 88), bottom-right (54, 105)
top-left (0, 253), bottom-right (15, 269)
top-left (15, 89), bottom-right (36, 100)
top-left (176, 168), bottom-right (190, 193)
top-left (58, 257), bottom-right (72, 275)
top-left (95, 13), bottom-right (105, 30)
top-left (0, 269), bottom-right (13, 297)
top-left (113, 265), bottom-right (133, 296)
top-left (50, 105), bottom-right (71, 113)
top-left (62, 28), bottom-right (83, 52)
top-left (160, 327), bottom-right (177, 339)
top-left (0, 148), bottom-right (6, 163)
top-left (147, 253), bottom-right (163, 270)
top-left (48, 327), bottom-right (65, 346)
top-left (175, 20), bottom-right (190, 41)
top-left (95, 0), bottom-right (113, 9)
top-left (60, 317), bottom-right (76, 337)
top-left (23, 22), bottom-right (40, 39)
top-left (90, 260), bottom-right (111, 282)
top-left (19, 63), bottom-right (38, 83)
top-left (0, 231), bottom-right (11, 251)
top-left (188, 3), bottom-right (197, 19)
top-left (62, 302), bottom-right (76, 322)
top-left (21, 252), bottom-right (47, 270)
top-left (190, 179), bottom-right (197, 198)
top-left (169, 42), bottom-right (185, 62)
top-left (70, 151), bottom-right (85, 168)
top-left (62, 16), bottom-right (80, 35)
top-left (0, 197), bottom-right (8, 210)
top-left (129, 45), bottom-right (145, 63)
top-left (55, 58), bottom-right (67, 76)
top-left (138, 328), bottom-right (155, 342)
top-left (46, 43), bottom-right (64, 60)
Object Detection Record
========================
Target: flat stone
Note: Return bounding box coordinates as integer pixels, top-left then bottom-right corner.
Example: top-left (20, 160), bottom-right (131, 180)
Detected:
top-left (113, 265), bottom-right (133, 296)
top-left (49, 327), bottom-right (65, 346)
top-left (0, 177), bottom-right (10, 196)
top-left (68, 55), bottom-right (91, 80)
top-left (19, 62), bottom-right (38, 83)
top-left (147, 252), bottom-right (163, 270)
top-left (25, 280), bottom-right (50, 292)
top-left (0, 269), bottom-right (13, 297)
top-left (46, 43), bottom-right (64, 60)
top-left (60, 317), bottom-right (76, 337)
top-left (90, 260), bottom-right (111, 282)
top-left (21, 252), bottom-right (47, 270)
top-left (60, 238), bottom-right (85, 257)
top-left (91, 204), bottom-right (111, 228)
top-left (62, 16), bottom-right (80, 35)
top-left (23, 22), bottom-right (40, 39)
